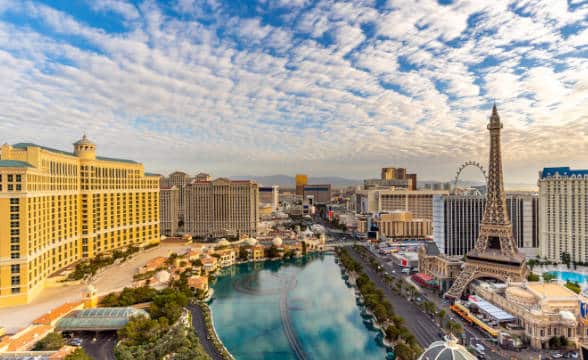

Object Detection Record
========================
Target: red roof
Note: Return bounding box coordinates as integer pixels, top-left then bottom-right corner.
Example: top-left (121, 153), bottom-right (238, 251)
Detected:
top-left (412, 273), bottom-right (434, 282)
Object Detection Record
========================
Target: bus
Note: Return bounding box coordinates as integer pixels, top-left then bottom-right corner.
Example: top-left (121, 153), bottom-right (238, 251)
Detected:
top-left (450, 303), bottom-right (499, 338)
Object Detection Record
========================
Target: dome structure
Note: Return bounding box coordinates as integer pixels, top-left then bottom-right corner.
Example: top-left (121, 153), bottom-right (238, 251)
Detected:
top-left (417, 335), bottom-right (476, 360)
top-left (218, 238), bottom-right (230, 247)
top-left (246, 237), bottom-right (258, 246)
top-left (272, 236), bottom-right (283, 247)
top-left (73, 134), bottom-right (97, 160)
top-left (155, 270), bottom-right (171, 283)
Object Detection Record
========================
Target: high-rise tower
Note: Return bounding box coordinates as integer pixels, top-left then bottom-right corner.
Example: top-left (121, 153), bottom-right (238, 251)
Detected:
top-left (445, 105), bottom-right (528, 299)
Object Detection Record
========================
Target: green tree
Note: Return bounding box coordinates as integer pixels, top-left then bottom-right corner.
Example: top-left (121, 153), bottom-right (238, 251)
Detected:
top-left (543, 272), bottom-right (556, 282)
top-left (446, 320), bottom-right (463, 336)
top-left (65, 348), bottom-right (93, 360)
top-left (437, 309), bottom-right (446, 326)
top-left (549, 336), bottom-right (561, 349)
top-left (33, 332), bottom-right (64, 350)
top-left (561, 252), bottom-right (571, 268)
top-left (565, 281), bottom-right (581, 294)
top-left (395, 343), bottom-right (415, 360)
top-left (527, 272), bottom-right (540, 281)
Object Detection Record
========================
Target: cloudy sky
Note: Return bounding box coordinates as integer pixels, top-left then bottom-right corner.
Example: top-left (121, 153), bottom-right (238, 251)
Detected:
top-left (0, 0), bottom-right (586, 183)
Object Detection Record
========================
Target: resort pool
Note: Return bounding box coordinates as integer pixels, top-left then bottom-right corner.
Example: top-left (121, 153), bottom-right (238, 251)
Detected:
top-left (209, 254), bottom-right (388, 360)
top-left (548, 271), bottom-right (588, 285)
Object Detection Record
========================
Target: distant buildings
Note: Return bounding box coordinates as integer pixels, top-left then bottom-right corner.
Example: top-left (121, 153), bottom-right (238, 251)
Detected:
top-left (183, 178), bottom-right (259, 238)
top-left (0, 137), bottom-right (160, 307)
top-left (433, 192), bottom-right (539, 256)
top-left (295, 174), bottom-right (308, 195)
top-left (377, 211), bottom-right (431, 240)
top-left (364, 167), bottom-right (417, 190)
top-left (259, 185), bottom-right (279, 211)
top-left (303, 184), bottom-right (331, 204)
top-left (167, 171), bottom-right (191, 219)
top-left (194, 172), bottom-right (211, 182)
top-left (539, 167), bottom-right (588, 263)
top-left (160, 185), bottom-right (179, 236)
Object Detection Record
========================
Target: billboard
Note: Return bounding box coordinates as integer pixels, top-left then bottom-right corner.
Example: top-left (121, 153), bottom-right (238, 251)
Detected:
top-left (580, 301), bottom-right (588, 324)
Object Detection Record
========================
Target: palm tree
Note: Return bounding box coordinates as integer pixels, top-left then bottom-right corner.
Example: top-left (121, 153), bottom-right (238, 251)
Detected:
top-left (437, 309), bottom-right (447, 327)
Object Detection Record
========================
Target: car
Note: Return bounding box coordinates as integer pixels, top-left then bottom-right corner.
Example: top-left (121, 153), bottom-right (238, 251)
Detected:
top-left (552, 353), bottom-right (563, 359)
top-left (69, 338), bottom-right (83, 346)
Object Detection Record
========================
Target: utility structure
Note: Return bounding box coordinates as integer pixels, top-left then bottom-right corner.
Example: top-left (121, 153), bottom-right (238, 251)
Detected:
top-left (445, 105), bottom-right (528, 299)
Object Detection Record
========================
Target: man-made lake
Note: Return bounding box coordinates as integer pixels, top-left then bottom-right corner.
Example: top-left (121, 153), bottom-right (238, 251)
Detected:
top-left (209, 254), bottom-right (388, 359)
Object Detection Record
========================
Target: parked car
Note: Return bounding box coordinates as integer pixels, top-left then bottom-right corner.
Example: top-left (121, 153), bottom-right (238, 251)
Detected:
top-left (552, 352), bottom-right (563, 359)
top-left (69, 338), bottom-right (82, 347)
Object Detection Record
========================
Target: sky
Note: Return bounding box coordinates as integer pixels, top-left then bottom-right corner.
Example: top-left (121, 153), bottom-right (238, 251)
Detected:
top-left (0, 0), bottom-right (586, 184)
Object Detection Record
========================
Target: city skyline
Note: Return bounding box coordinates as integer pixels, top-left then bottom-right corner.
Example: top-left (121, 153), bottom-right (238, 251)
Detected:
top-left (0, 0), bottom-right (586, 183)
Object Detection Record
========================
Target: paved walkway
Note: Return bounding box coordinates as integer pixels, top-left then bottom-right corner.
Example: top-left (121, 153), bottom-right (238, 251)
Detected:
top-left (0, 242), bottom-right (187, 333)
top-left (188, 303), bottom-right (225, 360)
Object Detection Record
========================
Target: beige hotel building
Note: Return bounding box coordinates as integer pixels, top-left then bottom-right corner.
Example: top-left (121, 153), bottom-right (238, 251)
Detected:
top-left (183, 178), bottom-right (258, 238)
top-left (0, 136), bottom-right (159, 307)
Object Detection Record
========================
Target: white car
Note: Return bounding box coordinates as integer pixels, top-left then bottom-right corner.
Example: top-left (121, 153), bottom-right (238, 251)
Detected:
top-left (552, 353), bottom-right (562, 359)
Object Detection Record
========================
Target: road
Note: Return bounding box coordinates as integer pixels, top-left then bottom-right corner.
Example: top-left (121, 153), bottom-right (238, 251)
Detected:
top-left (363, 245), bottom-right (510, 360)
top-left (346, 246), bottom-right (442, 348)
top-left (77, 331), bottom-right (116, 360)
top-left (188, 303), bottom-right (226, 360)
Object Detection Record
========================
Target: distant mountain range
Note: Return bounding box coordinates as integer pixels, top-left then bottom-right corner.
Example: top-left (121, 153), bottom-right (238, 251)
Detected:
top-left (229, 174), bottom-right (362, 188)
top-left (229, 175), bottom-right (537, 191)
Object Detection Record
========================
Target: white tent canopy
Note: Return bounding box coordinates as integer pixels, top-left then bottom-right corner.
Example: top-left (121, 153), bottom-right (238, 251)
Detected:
top-left (468, 295), bottom-right (516, 322)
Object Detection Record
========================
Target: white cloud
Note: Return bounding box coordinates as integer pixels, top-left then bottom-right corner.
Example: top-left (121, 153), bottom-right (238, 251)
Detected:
top-left (0, 0), bottom-right (585, 183)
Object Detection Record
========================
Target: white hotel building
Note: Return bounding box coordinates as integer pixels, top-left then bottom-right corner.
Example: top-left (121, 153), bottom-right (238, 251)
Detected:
top-left (539, 167), bottom-right (588, 263)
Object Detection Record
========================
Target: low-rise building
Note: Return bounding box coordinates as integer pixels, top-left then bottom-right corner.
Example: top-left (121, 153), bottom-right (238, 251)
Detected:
top-left (201, 256), bottom-right (218, 274)
top-left (188, 275), bottom-right (208, 293)
top-left (473, 281), bottom-right (588, 350)
top-left (418, 243), bottom-right (463, 293)
top-left (217, 249), bottom-right (236, 267)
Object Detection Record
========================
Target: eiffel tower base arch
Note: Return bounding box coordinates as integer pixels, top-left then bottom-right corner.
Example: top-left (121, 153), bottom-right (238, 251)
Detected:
top-left (444, 259), bottom-right (528, 300)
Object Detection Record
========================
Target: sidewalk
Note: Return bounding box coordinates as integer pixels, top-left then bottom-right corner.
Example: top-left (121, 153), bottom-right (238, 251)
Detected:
top-left (0, 242), bottom-right (186, 333)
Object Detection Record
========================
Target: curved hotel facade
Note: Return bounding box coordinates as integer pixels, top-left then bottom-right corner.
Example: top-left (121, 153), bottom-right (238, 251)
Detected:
top-left (0, 137), bottom-right (160, 307)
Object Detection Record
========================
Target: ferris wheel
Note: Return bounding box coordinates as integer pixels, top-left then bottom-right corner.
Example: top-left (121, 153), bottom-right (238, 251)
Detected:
top-left (453, 161), bottom-right (487, 193)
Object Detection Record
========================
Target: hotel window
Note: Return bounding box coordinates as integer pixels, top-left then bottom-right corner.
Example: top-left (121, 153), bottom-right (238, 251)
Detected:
top-left (15, 174), bottom-right (21, 182)
top-left (8, 174), bottom-right (13, 181)
top-left (11, 264), bottom-right (20, 273)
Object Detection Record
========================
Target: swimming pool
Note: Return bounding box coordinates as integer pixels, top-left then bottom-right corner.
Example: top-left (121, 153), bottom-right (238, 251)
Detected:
top-left (548, 271), bottom-right (588, 285)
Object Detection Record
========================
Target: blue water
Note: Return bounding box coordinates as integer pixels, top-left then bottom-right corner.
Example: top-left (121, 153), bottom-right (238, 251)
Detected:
top-left (548, 271), bottom-right (588, 285)
top-left (209, 254), bottom-right (388, 359)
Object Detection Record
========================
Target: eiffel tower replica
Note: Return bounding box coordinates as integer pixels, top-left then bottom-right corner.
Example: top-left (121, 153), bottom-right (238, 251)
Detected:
top-left (445, 105), bottom-right (528, 299)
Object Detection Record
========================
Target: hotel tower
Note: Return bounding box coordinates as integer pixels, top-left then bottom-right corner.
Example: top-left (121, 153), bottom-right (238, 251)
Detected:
top-left (0, 136), bottom-right (160, 307)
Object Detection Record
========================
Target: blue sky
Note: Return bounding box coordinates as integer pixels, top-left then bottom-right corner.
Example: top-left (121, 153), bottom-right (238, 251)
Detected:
top-left (0, 0), bottom-right (586, 183)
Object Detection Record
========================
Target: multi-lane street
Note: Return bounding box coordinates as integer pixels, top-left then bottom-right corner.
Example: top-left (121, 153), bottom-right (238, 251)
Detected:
top-left (345, 244), bottom-right (510, 360)
top-left (345, 246), bottom-right (442, 347)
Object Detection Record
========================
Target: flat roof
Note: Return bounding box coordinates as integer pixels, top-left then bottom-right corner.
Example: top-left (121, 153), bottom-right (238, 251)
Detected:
top-left (12, 143), bottom-right (139, 164)
top-left (0, 160), bottom-right (33, 168)
top-left (541, 167), bottom-right (588, 178)
top-left (55, 307), bottom-right (148, 331)
top-left (468, 295), bottom-right (515, 321)
top-left (526, 282), bottom-right (577, 298)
